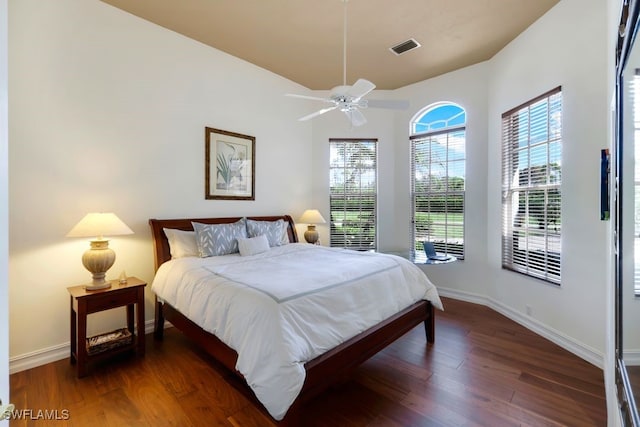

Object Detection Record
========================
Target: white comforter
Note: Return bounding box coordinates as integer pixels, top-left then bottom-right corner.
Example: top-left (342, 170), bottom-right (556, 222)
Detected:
top-left (151, 243), bottom-right (442, 420)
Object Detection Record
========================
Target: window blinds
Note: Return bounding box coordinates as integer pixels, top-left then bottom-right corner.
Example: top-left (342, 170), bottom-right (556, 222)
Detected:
top-left (410, 128), bottom-right (466, 261)
top-left (329, 139), bottom-right (377, 250)
top-left (633, 73), bottom-right (640, 295)
top-left (501, 87), bottom-right (562, 284)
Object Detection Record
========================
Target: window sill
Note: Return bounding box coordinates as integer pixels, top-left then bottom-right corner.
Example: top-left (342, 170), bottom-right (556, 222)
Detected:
top-left (378, 250), bottom-right (460, 265)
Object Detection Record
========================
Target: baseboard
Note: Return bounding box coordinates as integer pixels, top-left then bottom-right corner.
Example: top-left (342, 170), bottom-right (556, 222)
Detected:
top-left (437, 287), bottom-right (604, 369)
top-left (624, 350), bottom-right (640, 366)
top-left (10, 290), bottom-right (605, 374)
top-left (9, 342), bottom-right (69, 374)
top-left (9, 319), bottom-right (159, 374)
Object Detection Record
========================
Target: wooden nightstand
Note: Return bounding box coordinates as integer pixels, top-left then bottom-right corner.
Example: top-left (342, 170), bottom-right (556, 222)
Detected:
top-left (67, 277), bottom-right (146, 378)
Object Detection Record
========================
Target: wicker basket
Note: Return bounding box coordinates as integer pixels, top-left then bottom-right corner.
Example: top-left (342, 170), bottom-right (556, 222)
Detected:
top-left (86, 328), bottom-right (132, 355)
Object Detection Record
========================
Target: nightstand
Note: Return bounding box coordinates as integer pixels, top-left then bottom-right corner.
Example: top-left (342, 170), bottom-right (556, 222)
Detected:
top-left (67, 277), bottom-right (146, 378)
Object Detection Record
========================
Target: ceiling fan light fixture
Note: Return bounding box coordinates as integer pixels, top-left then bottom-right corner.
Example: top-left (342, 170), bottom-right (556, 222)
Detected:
top-left (285, 0), bottom-right (408, 127)
top-left (390, 38), bottom-right (421, 55)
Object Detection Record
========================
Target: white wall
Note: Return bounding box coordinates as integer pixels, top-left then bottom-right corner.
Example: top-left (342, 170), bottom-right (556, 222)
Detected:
top-left (310, 62), bottom-right (491, 298)
top-left (311, 0), bottom-right (609, 368)
top-left (1, 0), bottom-right (9, 422)
top-left (394, 63), bottom-right (491, 297)
top-left (309, 93), bottom-right (396, 246)
top-left (8, 0), bottom-right (313, 366)
top-left (486, 0), bottom-right (608, 359)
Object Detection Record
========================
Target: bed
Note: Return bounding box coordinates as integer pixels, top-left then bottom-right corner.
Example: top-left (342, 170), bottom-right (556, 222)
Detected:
top-left (149, 215), bottom-right (442, 426)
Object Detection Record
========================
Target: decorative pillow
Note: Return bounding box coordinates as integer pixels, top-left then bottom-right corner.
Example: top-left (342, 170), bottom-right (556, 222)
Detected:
top-left (246, 219), bottom-right (289, 247)
top-left (192, 219), bottom-right (247, 257)
top-left (163, 228), bottom-right (198, 259)
top-left (237, 234), bottom-right (270, 257)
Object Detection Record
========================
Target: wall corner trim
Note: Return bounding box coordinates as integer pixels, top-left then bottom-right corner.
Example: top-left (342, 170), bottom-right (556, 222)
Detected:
top-left (437, 287), bottom-right (604, 369)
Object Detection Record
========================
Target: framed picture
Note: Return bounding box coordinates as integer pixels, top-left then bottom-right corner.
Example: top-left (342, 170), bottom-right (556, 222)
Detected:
top-left (205, 127), bottom-right (255, 200)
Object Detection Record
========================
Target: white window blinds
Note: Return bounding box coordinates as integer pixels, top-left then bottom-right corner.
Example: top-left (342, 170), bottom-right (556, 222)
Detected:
top-left (501, 87), bottom-right (562, 284)
top-left (633, 72), bottom-right (640, 295)
top-left (410, 128), bottom-right (466, 262)
top-left (329, 139), bottom-right (377, 250)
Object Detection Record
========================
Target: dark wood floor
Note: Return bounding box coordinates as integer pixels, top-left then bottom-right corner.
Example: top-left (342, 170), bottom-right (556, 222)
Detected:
top-left (10, 297), bottom-right (606, 426)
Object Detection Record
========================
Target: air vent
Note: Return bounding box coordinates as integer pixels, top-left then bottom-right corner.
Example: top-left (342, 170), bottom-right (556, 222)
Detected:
top-left (390, 38), bottom-right (421, 55)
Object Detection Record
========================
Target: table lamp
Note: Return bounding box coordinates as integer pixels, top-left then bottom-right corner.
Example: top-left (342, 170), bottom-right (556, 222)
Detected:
top-left (66, 213), bottom-right (134, 290)
top-left (298, 209), bottom-right (326, 244)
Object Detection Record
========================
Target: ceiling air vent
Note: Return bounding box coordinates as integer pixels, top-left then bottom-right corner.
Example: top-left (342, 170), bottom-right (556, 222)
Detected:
top-left (390, 38), bottom-right (421, 55)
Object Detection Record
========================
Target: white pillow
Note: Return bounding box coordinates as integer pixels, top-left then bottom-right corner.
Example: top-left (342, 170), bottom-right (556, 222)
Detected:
top-left (163, 228), bottom-right (198, 259)
top-left (237, 234), bottom-right (270, 256)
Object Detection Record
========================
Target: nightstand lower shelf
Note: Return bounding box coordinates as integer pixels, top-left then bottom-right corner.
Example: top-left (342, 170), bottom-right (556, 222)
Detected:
top-left (71, 335), bottom-right (137, 363)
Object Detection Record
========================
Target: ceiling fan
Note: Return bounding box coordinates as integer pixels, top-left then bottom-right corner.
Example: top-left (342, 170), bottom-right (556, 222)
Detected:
top-left (285, 0), bottom-right (409, 127)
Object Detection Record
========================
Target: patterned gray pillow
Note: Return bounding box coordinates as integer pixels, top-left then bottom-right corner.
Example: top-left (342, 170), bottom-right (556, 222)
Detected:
top-left (246, 219), bottom-right (289, 247)
top-left (192, 219), bottom-right (247, 257)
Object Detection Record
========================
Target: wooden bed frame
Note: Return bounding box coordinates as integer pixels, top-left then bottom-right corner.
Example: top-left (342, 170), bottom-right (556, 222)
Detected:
top-left (149, 215), bottom-right (434, 426)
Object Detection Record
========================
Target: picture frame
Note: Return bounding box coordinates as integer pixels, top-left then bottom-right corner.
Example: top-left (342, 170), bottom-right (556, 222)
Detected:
top-left (205, 127), bottom-right (255, 200)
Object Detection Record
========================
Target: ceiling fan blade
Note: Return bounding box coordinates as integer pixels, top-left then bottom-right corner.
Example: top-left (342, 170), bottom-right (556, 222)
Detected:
top-left (344, 108), bottom-right (367, 127)
top-left (298, 106), bottom-right (338, 121)
top-left (286, 93), bottom-right (335, 104)
top-left (346, 79), bottom-right (376, 100)
top-left (366, 99), bottom-right (410, 110)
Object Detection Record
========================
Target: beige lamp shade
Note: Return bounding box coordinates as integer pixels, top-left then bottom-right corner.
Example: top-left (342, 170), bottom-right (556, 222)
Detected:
top-left (298, 209), bottom-right (326, 225)
top-left (298, 209), bottom-right (326, 244)
top-left (66, 212), bottom-right (133, 239)
top-left (67, 213), bottom-right (134, 290)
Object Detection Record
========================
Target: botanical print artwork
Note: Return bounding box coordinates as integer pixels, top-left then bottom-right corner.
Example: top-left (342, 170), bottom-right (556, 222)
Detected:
top-left (205, 127), bottom-right (255, 200)
top-left (216, 140), bottom-right (248, 192)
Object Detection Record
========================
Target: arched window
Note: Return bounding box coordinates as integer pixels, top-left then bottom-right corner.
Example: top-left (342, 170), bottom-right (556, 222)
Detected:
top-left (410, 103), bottom-right (466, 262)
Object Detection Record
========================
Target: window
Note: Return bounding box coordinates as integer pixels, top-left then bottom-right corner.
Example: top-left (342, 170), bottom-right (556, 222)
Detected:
top-left (501, 87), bottom-right (562, 284)
top-left (329, 139), bottom-right (377, 250)
top-left (410, 103), bottom-right (466, 262)
top-left (632, 72), bottom-right (640, 295)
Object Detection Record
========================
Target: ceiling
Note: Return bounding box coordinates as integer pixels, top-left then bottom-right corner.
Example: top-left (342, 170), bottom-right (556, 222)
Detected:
top-left (100, 0), bottom-right (560, 90)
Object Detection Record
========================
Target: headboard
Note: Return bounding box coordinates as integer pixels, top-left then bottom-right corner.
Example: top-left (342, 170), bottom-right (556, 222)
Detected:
top-left (148, 215), bottom-right (299, 271)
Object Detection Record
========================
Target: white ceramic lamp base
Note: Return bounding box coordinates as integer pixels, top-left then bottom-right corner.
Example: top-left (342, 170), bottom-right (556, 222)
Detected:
top-left (82, 240), bottom-right (115, 290)
top-left (304, 225), bottom-right (319, 244)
